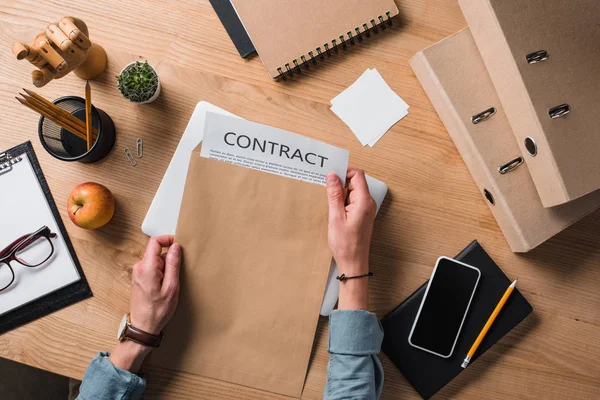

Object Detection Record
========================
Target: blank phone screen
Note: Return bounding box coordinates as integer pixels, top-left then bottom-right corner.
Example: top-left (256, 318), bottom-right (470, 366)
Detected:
top-left (410, 258), bottom-right (480, 357)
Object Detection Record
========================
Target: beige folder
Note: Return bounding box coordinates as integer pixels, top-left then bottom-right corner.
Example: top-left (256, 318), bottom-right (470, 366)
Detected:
top-left (459, 0), bottom-right (600, 207)
top-left (410, 28), bottom-right (600, 252)
top-left (149, 151), bottom-right (332, 397)
top-left (230, 0), bottom-right (399, 78)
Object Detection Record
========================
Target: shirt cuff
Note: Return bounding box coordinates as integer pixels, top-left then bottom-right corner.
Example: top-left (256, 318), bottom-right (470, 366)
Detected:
top-left (78, 352), bottom-right (146, 400)
top-left (328, 310), bottom-right (384, 356)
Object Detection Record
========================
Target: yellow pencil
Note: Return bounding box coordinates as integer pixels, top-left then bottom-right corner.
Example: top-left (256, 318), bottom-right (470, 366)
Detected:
top-left (85, 80), bottom-right (93, 151)
top-left (461, 278), bottom-right (518, 368)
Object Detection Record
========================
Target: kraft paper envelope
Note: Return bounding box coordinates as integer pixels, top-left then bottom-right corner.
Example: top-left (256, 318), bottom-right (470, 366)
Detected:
top-left (149, 145), bottom-right (332, 398)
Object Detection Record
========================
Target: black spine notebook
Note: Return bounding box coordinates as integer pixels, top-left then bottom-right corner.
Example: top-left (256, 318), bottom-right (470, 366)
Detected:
top-left (381, 241), bottom-right (533, 399)
top-left (0, 141), bottom-right (92, 335)
top-left (209, 0), bottom-right (256, 58)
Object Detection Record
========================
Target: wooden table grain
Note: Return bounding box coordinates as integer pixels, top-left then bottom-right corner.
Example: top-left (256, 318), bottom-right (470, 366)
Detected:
top-left (1, 1), bottom-right (599, 399)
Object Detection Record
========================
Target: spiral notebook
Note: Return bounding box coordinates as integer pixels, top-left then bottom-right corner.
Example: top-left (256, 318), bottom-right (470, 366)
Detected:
top-left (229, 0), bottom-right (399, 79)
top-left (0, 141), bottom-right (91, 335)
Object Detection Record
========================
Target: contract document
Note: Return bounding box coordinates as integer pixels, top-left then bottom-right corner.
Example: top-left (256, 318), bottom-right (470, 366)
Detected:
top-left (200, 112), bottom-right (349, 185)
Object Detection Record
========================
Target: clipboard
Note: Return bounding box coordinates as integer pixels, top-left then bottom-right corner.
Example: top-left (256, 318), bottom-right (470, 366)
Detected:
top-left (0, 141), bottom-right (92, 335)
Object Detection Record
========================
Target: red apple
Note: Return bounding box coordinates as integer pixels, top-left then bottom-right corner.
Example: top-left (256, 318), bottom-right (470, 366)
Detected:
top-left (68, 182), bottom-right (115, 229)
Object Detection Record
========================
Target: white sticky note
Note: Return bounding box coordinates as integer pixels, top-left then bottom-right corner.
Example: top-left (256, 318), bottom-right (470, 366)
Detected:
top-left (368, 108), bottom-right (409, 147)
top-left (330, 68), bottom-right (409, 146)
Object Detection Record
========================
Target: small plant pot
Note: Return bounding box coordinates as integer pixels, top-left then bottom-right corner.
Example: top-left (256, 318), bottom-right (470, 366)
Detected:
top-left (117, 61), bottom-right (161, 104)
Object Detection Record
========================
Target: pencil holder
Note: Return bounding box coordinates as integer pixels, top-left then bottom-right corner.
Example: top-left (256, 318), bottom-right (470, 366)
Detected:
top-left (38, 96), bottom-right (116, 163)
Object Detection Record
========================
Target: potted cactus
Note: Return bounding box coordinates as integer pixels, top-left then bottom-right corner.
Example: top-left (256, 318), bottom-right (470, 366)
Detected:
top-left (116, 61), bottom-right (161, 104)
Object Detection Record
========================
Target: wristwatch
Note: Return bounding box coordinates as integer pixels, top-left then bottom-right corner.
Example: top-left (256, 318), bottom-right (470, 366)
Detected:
top-left (117, 313), bottom-right (163, 348)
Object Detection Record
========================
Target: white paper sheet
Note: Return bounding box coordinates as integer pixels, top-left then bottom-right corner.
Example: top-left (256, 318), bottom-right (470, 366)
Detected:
top-left (331, 68), bottom-right (409, 147)
top-left (0, 153), bottom-right (80, 316)
top-left (201, 112), bottom-right (350, 185)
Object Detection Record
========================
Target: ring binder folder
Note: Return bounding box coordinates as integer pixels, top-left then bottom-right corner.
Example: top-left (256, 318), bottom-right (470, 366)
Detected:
top-left (460, 0), bottom-right (600, 207)
top-left (471, 107), bottom-right (496, 124)
top-left (498, 156), bottom-right (524, 174)
top-left (276, 11), bottom-right (394, 79)
top-left (410, 28), bottom-right (600, 252)
top-left (548, 103), bottom-right (571, 118)
top-left (526, 50), bottom-right (549, 64)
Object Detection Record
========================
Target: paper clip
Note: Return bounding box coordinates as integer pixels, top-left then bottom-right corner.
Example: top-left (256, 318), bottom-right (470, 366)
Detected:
top-left (125, 148), bottom-right (136, 166)
top-left (136, 138), bottom-right (143, 158)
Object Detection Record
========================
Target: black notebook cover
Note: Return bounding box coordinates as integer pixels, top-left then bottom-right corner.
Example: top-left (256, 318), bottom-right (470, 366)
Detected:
top-left (0, 141), bottom-right (92, 335)
top-left (381, 241), bottom-right (533, 399)
top-left (209, 0), bottom-right (256, 58)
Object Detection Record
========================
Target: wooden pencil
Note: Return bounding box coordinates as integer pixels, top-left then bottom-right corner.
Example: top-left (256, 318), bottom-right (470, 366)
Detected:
top-left (461, 279), bottom-right (518, 368)
top-left (19, 94), bottom-right (85, 136)
top-left (22, 89), bottom-right (98, 138)
top-left (21, 94), bottom-right (84, 133)
top-left (17, 96), bottom-right (88, 141)
top-left (85, 81), bottom-right (93, 150)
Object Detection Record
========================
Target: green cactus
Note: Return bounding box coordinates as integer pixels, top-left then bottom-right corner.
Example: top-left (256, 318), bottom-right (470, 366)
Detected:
top-left (116, 61), bottom-right (159, 103)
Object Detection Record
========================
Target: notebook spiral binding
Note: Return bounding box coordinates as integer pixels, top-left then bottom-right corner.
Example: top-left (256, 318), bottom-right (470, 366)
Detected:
top-left (276, 11), bottom-right (394, 80)
top-left (0, 152), bottom-right (23, 176)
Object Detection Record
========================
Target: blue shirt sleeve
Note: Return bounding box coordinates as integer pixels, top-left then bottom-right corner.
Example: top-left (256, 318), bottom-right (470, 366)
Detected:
top-left (324, 310), bottom-right (385, 400)
top-left (76, 352), bottom-right (146, 400)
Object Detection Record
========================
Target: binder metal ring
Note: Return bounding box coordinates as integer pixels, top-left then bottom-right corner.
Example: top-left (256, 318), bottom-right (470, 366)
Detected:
top-left (526, 50), bottom-right (549, 64)
top-left (524, 137), bottom-right (538, 156)
top-left (548, 104), bottom-right (570, 119)
top-left (498, 156), bottom-right (524, 174)
top-left (471, 107), bottom-right (497, 124)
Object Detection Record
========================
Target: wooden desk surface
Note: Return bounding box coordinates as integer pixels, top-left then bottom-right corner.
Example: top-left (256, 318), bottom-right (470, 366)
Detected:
top-left (1, 1), bottom-right (599, 399)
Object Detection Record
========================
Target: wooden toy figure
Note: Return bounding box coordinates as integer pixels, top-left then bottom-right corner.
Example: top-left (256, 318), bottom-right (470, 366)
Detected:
top-left (12, 17), bottom-right (108, 88)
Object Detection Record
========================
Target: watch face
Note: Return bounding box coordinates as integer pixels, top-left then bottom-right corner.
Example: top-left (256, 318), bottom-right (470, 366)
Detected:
top-left (117, 314), bottom-right (128, 340)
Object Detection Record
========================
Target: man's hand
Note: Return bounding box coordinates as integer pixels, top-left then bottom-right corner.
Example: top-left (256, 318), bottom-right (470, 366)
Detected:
top-left (130, 235), bottom-right (182, 335)
top-left (110, 235), bottom-right (182, 373)
top-left (326, 168), bottom-right (376, 310)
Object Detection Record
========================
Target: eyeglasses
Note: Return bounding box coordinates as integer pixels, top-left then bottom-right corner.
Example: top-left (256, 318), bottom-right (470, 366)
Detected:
top-left (0, 226), bottom-right (57, 292)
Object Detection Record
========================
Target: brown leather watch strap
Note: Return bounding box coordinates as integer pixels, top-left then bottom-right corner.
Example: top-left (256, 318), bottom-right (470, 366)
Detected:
top-left (124, 323), bottom-right (163, 348)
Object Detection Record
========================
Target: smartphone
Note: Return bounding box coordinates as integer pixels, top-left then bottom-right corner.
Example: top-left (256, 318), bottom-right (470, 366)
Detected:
top-left (408, 256), bottom-right (481, 358)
